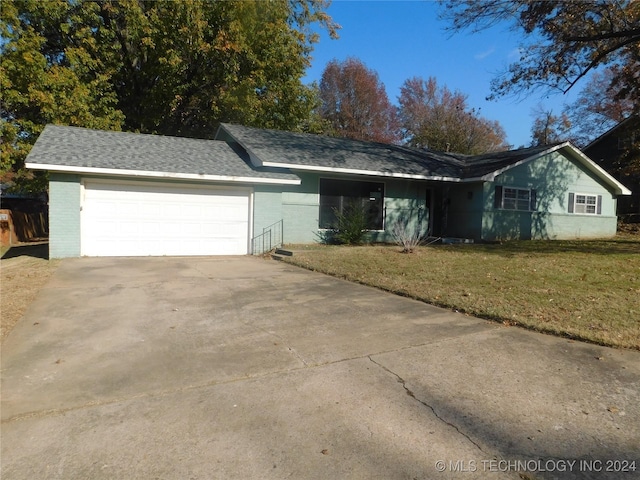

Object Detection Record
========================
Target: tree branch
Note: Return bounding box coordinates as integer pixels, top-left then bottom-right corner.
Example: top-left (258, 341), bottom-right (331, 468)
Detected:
top-left (564, 28), bottom-right (640, 42)
top-left (562, 35), bottom-right (640, 94)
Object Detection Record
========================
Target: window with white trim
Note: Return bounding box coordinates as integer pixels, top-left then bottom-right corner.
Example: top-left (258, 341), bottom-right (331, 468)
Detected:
top-left (575, 194), bottom-right (597, 214)
top-left (494, 186), bottom-right (536, 211)
top-left (568, 192), bottom-right (602, 215)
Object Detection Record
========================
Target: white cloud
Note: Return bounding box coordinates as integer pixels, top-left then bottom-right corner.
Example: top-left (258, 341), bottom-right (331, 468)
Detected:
top-left (474, 47), bottom-right (495, 60)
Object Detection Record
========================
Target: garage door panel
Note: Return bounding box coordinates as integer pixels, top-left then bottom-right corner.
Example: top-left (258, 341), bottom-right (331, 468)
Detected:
top-left (82, 182), bottom-right (250, 256)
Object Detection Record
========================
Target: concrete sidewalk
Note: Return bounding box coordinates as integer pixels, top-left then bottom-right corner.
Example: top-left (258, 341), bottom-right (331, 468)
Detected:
top-left (1, 257), bottom-right (638, 479)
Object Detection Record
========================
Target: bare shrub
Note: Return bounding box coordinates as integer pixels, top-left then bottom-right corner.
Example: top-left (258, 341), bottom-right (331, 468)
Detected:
top-left (391, 217), bottom-right (425, 253)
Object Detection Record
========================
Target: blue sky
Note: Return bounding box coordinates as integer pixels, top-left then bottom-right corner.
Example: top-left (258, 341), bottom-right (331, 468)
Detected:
top-left (302, 1), bottom-right (580, 148)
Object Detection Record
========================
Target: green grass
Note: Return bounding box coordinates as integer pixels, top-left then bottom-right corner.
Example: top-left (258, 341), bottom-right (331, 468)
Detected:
top-left (284, 235), bottom-right (640, 350)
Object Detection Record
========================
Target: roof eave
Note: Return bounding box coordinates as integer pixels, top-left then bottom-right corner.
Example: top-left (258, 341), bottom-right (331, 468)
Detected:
top-left (24, 163), bottom-right (301, 186)
top-left (262, 161), bottom-right (463, 182)
top-left (478, 142), bottom-right (632, 195)
top-left (584, 115), bottom-right (637, 151)
top-left (478, 143), bottom-right (567, 181)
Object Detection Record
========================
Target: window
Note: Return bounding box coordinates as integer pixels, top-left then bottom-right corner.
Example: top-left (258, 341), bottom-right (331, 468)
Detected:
top-left (319, 178), bottom-right (384, 230)
top-left (568, 193), bottom-right (602, 215)
top-left (494, 186), bottom-right (536, 211)
top-left (575, 194), bottom-right (596, 214)
top-left (503, 188), bottom-right (530, 211)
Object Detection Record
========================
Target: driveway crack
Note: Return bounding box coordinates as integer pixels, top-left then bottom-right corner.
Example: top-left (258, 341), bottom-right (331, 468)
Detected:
top-left (246, 322), bottom-right (309, 367)
top-left (367, 355), bottom-right (486, 454)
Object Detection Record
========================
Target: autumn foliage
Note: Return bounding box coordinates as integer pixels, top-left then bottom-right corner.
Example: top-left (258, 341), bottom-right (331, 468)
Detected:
top-left (319, 58), bottom-right (400, 144)
top-left (442, 0), bottom-right (640, 108)
top-left (398, 77), bottom-right (508, 154)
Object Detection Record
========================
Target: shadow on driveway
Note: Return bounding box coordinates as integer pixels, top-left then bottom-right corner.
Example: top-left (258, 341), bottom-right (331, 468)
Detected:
top-left (1, 256), bottom-right (638, 480)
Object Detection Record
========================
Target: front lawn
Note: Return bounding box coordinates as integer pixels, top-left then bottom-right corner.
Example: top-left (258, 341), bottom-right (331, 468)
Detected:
top-left (284, 236), bottom-right (640, 350)
top-left (1, 245), bottom-right (59, 342)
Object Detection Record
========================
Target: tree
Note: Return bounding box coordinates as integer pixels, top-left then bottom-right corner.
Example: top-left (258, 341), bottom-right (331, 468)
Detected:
top-left (398, 76), bottom-right (508, 154)
top-left (564, 68), bottom-right (635, 147)
top-left (562, 68), bottom-right (639, 178)
top-left (530, 105), bottom-right (572, 147)
top-left (98, 0), bottom-right (338, 136)
top-left (0, 0), bottom-right (125, 192)
top-left (319, 57), bottom-right (400, 144)
top-left (0, 0), bottom-right (338, 191)
top-left (441, 0), bottom-right (640, 109)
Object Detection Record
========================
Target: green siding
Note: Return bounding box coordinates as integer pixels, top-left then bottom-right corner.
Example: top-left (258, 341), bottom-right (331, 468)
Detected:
top-left (482, 151), bottom-right (619, 240)
top-left (253, 187), bottom-right (283, 234)
top-left (279, 173), bottom-right (319, 243)
top-left (49, 173), bottom-right (81, 258)
top-left (251, 174), bottom-right (322, 245)
top-left (252, 185), bottom-right (325, 248)
top-left (282, 203), bottom-right (320, 243)
top-left (534, 212), bottom-right (616, 239)
top-left (277, 173), bottom-right (432, 244)
top-left (383, 180), bottom-right (429, 242)
top-left (251, 187), bottom-right (284, 252)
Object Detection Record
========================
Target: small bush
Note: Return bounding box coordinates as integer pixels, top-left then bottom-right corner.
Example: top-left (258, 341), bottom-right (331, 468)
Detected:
top-left (333, 203), bottom-right (369, 245)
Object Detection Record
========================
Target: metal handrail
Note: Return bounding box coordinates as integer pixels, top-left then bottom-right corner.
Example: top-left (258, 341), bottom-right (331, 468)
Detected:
top-left (251, 219), bottom-right (283, 255)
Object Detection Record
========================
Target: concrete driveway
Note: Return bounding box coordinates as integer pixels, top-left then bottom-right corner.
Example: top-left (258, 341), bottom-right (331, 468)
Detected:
top-left (1, 257), bottom-right (638, 480)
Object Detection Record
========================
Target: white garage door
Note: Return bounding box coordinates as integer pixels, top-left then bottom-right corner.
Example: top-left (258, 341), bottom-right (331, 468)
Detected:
top-left (81, 181), bottom-right (250, 256)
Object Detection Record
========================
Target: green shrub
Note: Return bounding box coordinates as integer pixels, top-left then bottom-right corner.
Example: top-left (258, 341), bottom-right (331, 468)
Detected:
top-left (333, 203), bottom-right (369, 245)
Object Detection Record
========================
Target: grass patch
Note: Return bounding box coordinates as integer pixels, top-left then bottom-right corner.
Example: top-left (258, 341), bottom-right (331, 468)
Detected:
top-left (1, 244), bottom-right (59, 342)
top-left (284, 235), bottom-right (640, 350)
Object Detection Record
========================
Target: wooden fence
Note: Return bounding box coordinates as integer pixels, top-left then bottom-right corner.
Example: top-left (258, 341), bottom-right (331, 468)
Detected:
top-left (0, 209), bottom-right (48, 246)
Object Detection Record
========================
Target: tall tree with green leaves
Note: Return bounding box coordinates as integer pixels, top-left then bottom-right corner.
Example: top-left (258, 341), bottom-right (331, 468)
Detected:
top-left (96, 0), bottom-right (338, 136)
top-left (1, 0), bottom-right (125, 192)
top-left (398, 76), bottom-right (508, 154)
top-left (1, 0), bottom-right (339, 192)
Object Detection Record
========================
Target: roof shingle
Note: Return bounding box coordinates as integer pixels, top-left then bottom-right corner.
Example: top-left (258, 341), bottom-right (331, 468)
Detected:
top-left (219, 123), bottom-right (467, 179)
top-left (219, 123), bottom-right (561, 180)
top-left (26, 125), bottom-right (299, 182)
top-left (28, 124), bottom-right (622, 194)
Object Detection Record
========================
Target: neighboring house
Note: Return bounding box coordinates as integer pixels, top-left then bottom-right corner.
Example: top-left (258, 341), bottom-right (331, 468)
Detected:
top-left (583, 115), bottom-right (639, 216)
top-left (25, 124), bottom-right (631, 258)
